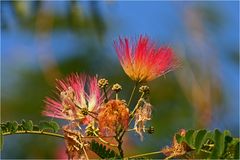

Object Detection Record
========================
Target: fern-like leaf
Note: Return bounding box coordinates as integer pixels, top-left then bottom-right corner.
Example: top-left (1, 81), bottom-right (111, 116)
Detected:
top-left (90, 140), bottom-right (119, 158)
top-left (176, 129), bottom-right (239, 159)
top-left (0, 120), bottom-right (61, 150)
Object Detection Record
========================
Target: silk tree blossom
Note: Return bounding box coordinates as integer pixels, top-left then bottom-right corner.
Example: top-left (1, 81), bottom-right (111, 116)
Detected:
top-left (98, 100), bottom-right (129, 136)
top-left (42, 74), bottom-right (104, 124)
top-left (114, 35), bottom-right (180, 82)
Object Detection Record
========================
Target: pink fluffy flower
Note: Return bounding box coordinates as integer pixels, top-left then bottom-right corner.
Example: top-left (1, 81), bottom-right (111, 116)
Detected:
top-left (42, 74), bottom-right (103, 124)
top-left (114, 35), bottom-right (180, 82)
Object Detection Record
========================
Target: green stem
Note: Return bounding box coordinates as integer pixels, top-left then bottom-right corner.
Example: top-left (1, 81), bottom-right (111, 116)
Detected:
top-left (130, 93), bottom-right (144, 116)
top-left (128, 150), bottom-right (163, 158)
top-left (128, 92), bottom-right (144, 126)
top-left (164, 154), bottom-right (175, 160)
top-left (127, 128), bottom-right (135, 132)
top-left (127, 82), bottom-right (138, 107)
top-left (2, 130), bottom-right (64, 139)
top-left (200, 149), bottom-right (212, 154)
top-left (117, 138), bottom-right (124, 158)
top-left (103, 87), bottom-right (108, 102)
top-left (115, 130), bottom-right (125, 158)
top-left (128, 148), bottom-right (212, 159)
top-left (93, 132), bottom-right (118, 147)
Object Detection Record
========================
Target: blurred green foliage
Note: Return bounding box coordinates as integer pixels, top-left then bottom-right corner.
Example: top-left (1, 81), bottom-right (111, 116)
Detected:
top-left (2, 1), bottom-right (106, 38)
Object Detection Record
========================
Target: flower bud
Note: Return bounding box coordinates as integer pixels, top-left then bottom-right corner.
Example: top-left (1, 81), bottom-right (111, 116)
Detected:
top-left (98, 78), bottom-right (109, 88)
top-left (147, 126), bottom-right (154, 134)
top-left (112, 83), bottom-right (122, 93)
top-left (139, 85), bottom-right (150, 94)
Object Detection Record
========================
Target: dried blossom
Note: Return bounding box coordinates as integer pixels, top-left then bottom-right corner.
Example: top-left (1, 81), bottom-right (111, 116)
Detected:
top-left (63, 125), bottom-right (89, 160)
top-left (161, 129), bottom-right (191, 158)
top-left (98, 100), bottom-right (129, 136)
top-left (42, 74), bottom-right (104, 125)
top-left (114, 35), bottom-right (180, 82)
top-left (134, 101), bottom-right (152, 141)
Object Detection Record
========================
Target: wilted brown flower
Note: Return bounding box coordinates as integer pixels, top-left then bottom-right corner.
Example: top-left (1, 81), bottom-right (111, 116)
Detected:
top-left (98, 100), bottom-right (129, 136)
top-left (63, 125), bottom-right (89, 160)
top-left (161, 129), bottom-right (191, 158)
top-left (134, 101), bottom-right (152, 141)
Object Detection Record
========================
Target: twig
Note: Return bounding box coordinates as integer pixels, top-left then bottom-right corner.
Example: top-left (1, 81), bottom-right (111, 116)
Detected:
top-left (115, 130), bottom-right (125, 158)
top-left (128, 82), bottom-right (138, 106)
top-left (82, 145), bottom-right (89, 160)
top-left (128, 150), bottom-right (163, 158)
top-left (2, 130), bottom-right (64, 139)
top-left (103, 87), bottom-right (108, 102)
top-left (128, 93), bottom-right (145, 126)
top-left (93, 132), bottom-right (118, 147)
top-left (127, 128), bottom-right (135, 132)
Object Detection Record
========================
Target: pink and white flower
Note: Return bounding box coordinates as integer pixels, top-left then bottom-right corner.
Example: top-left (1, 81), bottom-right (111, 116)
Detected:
top-left (42, 73), bottom-right (104, 124)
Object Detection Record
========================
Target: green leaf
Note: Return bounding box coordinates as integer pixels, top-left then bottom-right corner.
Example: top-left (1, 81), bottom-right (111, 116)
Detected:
top-left (39, 121), bottom-right (54, 132)
top-left (234, 142), bottom-right (239, 159)
top-left (10, 121), bottom-right (18, 133)
top-left (185, 129), bottom-right (195, 149)
top-left (223, 130), bottom-right (231, 137)
top-left (0, 123), bottom-right (8, 132)
top-left (49, 121), bottom-right (60, 133)
top-left (33, 125), bottom-right (40, 131)
top-left (204, 130), bottom-right (214, 140)
top-left (3, 121), bottom-right (19, 133)
top-left (195, 129), bottom-right (207, 153)
top-left (22, 120), bottom-right (33, 131)
top-left (210, 129), bottom-right (225, 159)
top-left (5, 122), bottom-right (12, 132)
top-left (38, 121), bottom-right (60, 133)
top-left (170, 129), bottom-right (238, 159)
top-left (1, 120), bottom-right (61, 137)
top-left (89, 140), bottom-right (119, 158)
top-left (176, 133), bottom-right (184, 143)
top-left (109, 150), bottom-right (116, 158)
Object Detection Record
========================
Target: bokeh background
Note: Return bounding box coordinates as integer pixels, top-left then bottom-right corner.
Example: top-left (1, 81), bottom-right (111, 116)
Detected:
top-left (1, 1), bottom-right (239, 159)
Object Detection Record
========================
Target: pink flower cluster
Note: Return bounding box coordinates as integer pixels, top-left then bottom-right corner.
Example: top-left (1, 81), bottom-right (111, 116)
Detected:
top-left (114, 35), bottom-right (179, 82)
top-left (42, 74), bottom-right (104, 124)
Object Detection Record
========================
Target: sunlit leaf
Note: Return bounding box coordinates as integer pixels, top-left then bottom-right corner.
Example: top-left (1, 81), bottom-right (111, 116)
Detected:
top-left (195, 129), bottom-right (207, 153)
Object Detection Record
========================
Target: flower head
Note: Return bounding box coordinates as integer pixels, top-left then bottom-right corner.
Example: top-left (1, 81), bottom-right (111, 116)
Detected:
top-left (134, 101), bottom-right (152, 141)
top-left (42, 73), bottom-right (104, 124)
top-left (98, 100), bottom-right (129, 136)
top-left (114, 35), bottom-right (180, 82)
